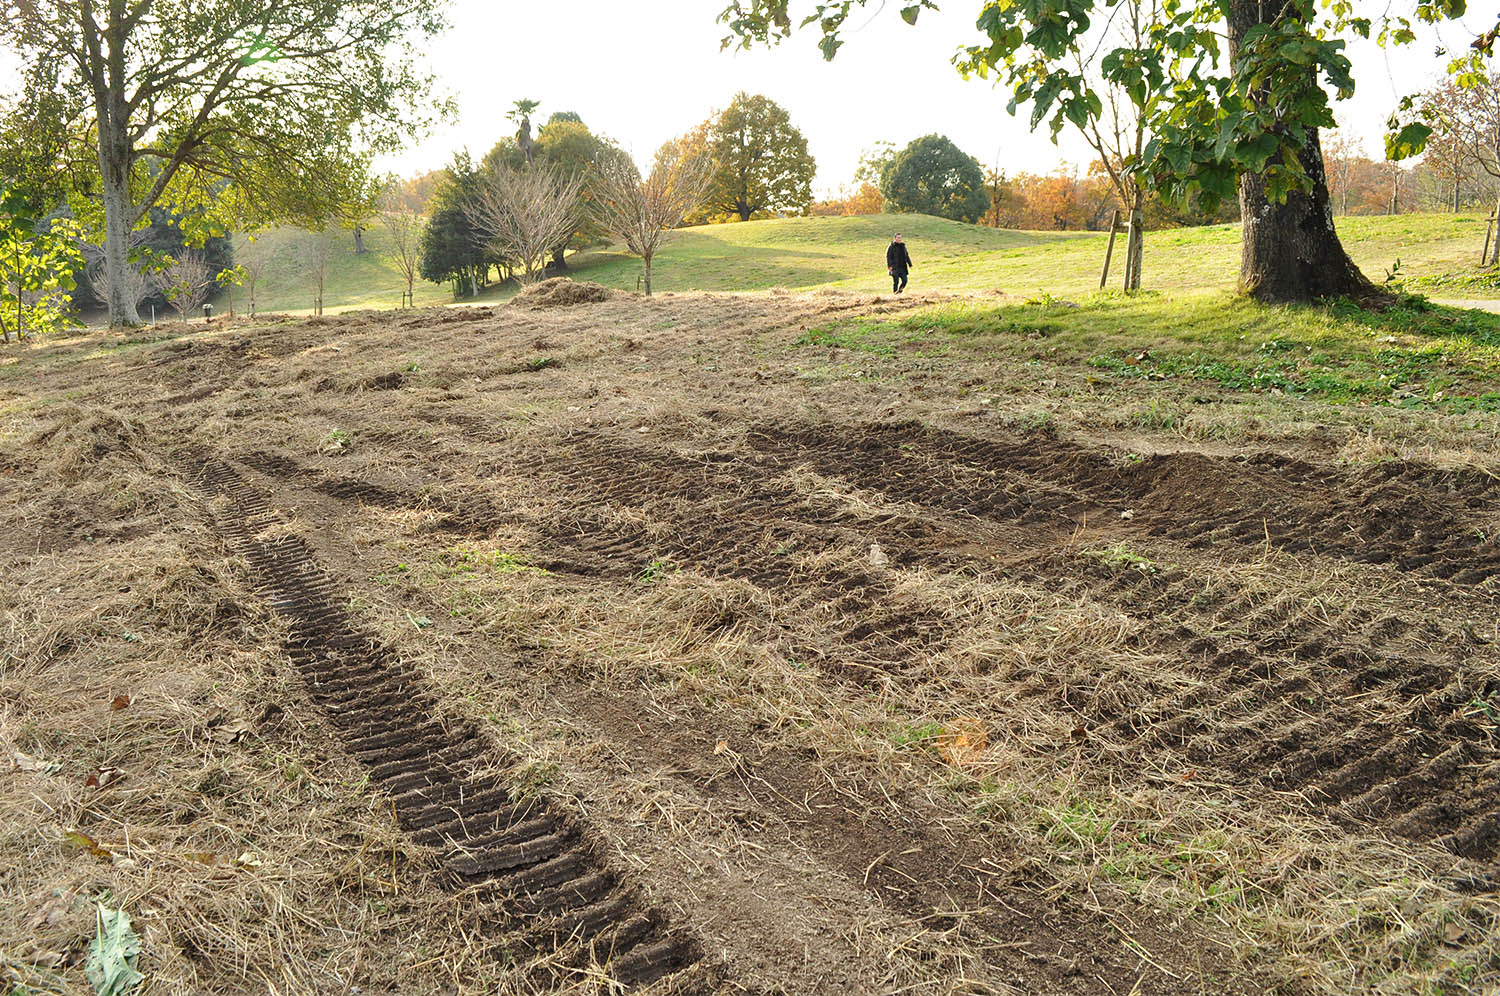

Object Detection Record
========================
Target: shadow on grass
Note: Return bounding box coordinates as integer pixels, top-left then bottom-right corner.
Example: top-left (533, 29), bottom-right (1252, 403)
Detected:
top-left (1328, 294), bottom-right (1500, 347)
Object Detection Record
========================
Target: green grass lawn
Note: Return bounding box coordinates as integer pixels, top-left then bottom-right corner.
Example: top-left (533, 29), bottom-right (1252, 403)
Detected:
top-left (562, 211), bottom-right (1495, 300)
top-left (797, 288), bottom-right (1500, 416)
top-left (231, 210), bottom-right (1500, 317)
top-left (231, 211), bottom-right (1500, 316)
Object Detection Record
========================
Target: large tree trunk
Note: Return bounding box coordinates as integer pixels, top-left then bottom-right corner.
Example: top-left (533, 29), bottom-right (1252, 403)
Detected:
top-left (96, 111), bottom-right (141, 325)
top-left (93, 6), bottom-right (142, 328)
top-left (1229, 1), bottom-right (1376, 303)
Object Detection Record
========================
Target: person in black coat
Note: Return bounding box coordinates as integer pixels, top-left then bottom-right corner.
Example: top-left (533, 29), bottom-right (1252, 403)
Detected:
top-left (886, 233), bottom-right (913, 293)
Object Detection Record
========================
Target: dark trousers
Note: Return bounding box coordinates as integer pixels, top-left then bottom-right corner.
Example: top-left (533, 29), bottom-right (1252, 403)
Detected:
top-left (891, 271), bottom-right (908, 293)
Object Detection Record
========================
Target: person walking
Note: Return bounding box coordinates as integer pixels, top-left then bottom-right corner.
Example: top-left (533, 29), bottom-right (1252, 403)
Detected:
top-left (886, 233), bottom-right (914, 293)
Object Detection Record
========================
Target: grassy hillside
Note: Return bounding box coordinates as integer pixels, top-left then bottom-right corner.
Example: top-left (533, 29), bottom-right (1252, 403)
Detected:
top-left (563, 211), bottom-right (1493, 299)
top-left (241, 225), bottom-right (453, 315)
top-left (233, 211), bottom-right (1496, 316)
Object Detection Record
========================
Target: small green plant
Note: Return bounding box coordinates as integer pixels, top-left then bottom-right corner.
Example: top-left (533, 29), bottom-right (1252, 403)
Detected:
top-left (636, 558), bottom-right (678, 584)
top-left (891, 720), bottom-right (944, 752)
top-left (439, 546), bottom-right (534, 575)
top-left (511, 760), bottom-right (558, 799)
top-left (321, 428), bottom-right (352, 454)
top-left (1081, 542), bottom-right (1156, 573)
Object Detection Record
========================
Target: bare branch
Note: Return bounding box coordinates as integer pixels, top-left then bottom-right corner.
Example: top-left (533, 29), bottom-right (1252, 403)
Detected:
top-left (466, 165), bottom-right (583, 284)
top-left (591, 142), bottom-right (712, 296)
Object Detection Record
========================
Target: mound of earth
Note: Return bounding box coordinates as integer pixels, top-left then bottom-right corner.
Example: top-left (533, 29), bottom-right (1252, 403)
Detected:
top-left (512, 277), bottom-right (613, 308)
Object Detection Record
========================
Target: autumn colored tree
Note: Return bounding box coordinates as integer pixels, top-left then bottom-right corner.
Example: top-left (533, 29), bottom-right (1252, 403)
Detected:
top-left (592, 139), bottom-right (713, 295)
top-left (485, 114), bottom-right (619, 270)
top-left (699, 93), bottom-right (816, 221)
top-left (1420, 83), bottom-right (1478, 212)
top-left (810, 182), bottom-right (884, 216)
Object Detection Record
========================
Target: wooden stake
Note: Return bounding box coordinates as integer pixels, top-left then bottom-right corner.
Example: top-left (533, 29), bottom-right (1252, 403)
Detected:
top-left (1100, 209), bottom-right (1121, 290)
top-left (1484, 213), bottom-right (1495, 267)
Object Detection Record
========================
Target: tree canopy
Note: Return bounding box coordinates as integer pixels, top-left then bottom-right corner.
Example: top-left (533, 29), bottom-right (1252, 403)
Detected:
top-left (698, 93), bottom-right (816, 221)
top-left (2, 0), bottom-right (449, 325)
top-left (716, 1), bottom-right (1481, 301)
top-left (882, 135), bottom-right (990, 224)
top-left (719, 2), bottom-right (1476, 208)
top-left (484, 113), bottom-right (619, 268)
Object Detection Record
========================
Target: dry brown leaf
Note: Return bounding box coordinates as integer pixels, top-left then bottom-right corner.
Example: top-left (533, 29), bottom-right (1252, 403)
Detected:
top-left (85, 767), bottom-right (125, 789)
top-left (11, 749), bottom-right (57, 774)
top-left (62, 830), bottom-right (113, 859)
top-left (109, 694), bottom-right (131, 711)
top-left (212, 719), bottom-right (254, 744)
top-left (938, 717), bottom-right (989, 767)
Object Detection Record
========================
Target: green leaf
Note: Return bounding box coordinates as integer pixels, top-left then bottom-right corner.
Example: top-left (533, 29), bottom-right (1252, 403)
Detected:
top-left (85, 904), bottom-right (145, 996)
top-left (900, 5), bottom-right (921, 26)
top-left (1386, 122), bottom-right (1433, 160)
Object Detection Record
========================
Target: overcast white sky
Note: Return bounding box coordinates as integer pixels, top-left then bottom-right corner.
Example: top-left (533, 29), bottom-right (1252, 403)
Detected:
top-left (382, 1), bottom-right (1487, 194)
top-left (0, 3), bottom-right (1485, 194)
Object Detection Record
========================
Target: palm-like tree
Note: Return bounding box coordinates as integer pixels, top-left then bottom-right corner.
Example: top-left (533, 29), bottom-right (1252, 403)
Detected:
top-left (509, 98), bottom-right (541, 166)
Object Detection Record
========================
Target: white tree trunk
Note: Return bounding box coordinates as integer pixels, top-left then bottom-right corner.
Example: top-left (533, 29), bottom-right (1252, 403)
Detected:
top-left (97, 117), bottom-right (142, 326)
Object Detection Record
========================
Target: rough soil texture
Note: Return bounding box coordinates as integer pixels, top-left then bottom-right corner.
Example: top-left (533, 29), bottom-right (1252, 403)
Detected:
top-left (3, 292), bottom-right (1498, 995)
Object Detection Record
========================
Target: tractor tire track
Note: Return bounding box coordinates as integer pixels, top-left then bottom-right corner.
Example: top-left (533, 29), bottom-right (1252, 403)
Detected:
top-left (191, 460), bottom-right (711, 991)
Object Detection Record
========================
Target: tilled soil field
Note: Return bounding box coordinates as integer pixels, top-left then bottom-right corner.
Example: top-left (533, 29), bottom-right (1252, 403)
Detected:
top-left (3, 290), bottom-right (1499, 995)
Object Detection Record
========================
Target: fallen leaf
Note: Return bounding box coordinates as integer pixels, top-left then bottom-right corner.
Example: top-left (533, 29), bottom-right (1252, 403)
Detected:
top-left (23, 947), bottom-right (66, 969)
top-left (1445, 921), bottom-right (1467, 944)
top-left (713, 740), bottom-right (730, 756)
top-left (109, 694), bottom-right (131, 711)
top-left (867, 543), bottom-right (889, 568)
top-left (85, 768), bottom-right (125, 789)
top-left (1120, 509), bottom-right (1135, 520)
top-left (233, 851), bottom-right (263, 869)
top-left (85, 903), bottom-right (144, 996)
top-left (63, 830), bottom-right (113, 859)
top-left (26, 891), bottom-right (74, 930)
top-left (11, 749), bottom-right (61, 775)
top-left (938, 717), bottom-right (989, 767)
top-left (212, 720), bottom-right (253, 745)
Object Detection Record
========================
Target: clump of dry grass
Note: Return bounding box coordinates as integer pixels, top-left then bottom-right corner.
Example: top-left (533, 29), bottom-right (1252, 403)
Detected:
top-left (512, 278), bottom-right (614, 309)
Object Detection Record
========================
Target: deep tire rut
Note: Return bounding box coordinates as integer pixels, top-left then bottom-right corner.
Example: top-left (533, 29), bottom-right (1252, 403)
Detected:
top-left (229, 428), bottom-right (1500, 865)
top-left (192, 460), bottom-right (709, 991)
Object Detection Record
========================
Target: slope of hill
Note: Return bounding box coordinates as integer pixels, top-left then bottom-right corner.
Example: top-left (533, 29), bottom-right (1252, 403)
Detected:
top-left (237, 212), bottom-right (1495, 316)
